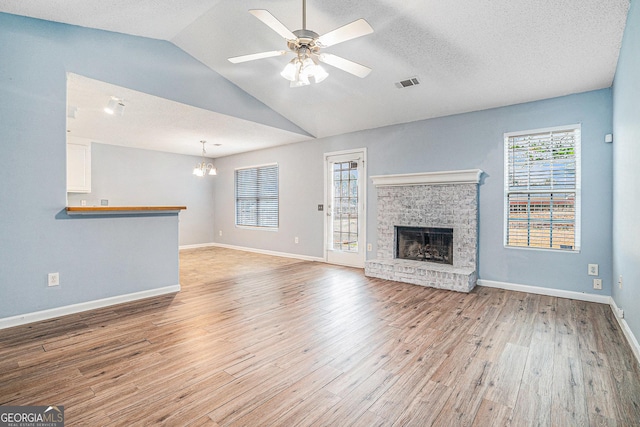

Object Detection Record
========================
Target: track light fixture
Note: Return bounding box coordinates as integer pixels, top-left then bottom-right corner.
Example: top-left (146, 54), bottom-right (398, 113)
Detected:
top-left (104, 96), bottom-right (125, 116)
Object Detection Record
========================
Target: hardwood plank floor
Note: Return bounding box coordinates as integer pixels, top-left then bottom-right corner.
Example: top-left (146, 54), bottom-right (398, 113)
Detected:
top-left (1, 247), bottom-right (639, 426)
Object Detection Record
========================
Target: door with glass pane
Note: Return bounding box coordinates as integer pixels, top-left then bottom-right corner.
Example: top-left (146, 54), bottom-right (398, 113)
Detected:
top-left (325, 150), bottom-right (366, 268)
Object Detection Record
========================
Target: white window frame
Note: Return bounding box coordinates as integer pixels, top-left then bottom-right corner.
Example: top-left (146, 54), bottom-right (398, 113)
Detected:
top-left (503, 124), bottom-right (581, 252)
top-left (235, 163), bottom-right (279, 230)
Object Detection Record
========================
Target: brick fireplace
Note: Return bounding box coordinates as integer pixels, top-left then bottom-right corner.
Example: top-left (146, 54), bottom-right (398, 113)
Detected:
top-left (364, 169), bottom-right (482, 293)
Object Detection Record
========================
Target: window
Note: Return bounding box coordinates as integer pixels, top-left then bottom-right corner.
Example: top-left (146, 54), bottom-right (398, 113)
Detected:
top-left (235, 164), bottom-right (278, 228)
top-left (504, 125), bottom-right (580, 251)
top-left (332, 160), bottom-right (360, 252)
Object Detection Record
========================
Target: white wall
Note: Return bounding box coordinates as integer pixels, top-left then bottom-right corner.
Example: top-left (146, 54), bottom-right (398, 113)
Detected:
top-left (67, 143), bottom-right (216, 247)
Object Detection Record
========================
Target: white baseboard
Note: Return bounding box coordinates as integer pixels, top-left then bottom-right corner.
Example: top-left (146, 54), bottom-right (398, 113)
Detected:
top-left (477, 279), bottom-right (640, 365)
top-left (204, 242), bottom-right (325, 263)
top-left (609, 297), bottom-right (640, 365)
top-left (0, 285), bottom-right (180, 330)
top-left (477, 279), bottom-right (611, 304)
top-left (179, 242), bottom-right (216, 250)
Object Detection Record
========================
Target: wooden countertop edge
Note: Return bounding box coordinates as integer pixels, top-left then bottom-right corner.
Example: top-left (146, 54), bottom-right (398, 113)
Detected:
top-left (66, 206), bottom-right (187, 214)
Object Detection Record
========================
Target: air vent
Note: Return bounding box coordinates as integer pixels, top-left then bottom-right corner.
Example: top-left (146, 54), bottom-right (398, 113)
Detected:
top-left (395, 76), bottom-right (421, 89)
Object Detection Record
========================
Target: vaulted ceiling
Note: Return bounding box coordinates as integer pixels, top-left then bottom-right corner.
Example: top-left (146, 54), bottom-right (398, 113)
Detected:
top-left (1, 0), bottom-right (630, 157)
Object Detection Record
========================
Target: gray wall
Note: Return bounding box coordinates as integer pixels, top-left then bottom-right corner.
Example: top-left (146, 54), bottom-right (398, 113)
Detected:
top-left (68, 143), bottom-right (216, 247)
top-left (214, 89), bottom-right (614, 296)
top-left (612, 1), bottom-right (640, 343)
top-left (0, 12), bottom-right (301, 319)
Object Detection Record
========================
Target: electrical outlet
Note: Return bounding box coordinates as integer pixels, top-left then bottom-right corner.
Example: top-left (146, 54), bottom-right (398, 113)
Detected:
top-left (619, 275), bottom-right (623, 289)
top-left (588, 264), bottom-right (598, 276)
top-left (219, 230), bottom-right (222, 236)
top-left (48, 272), bottom-right (60, 287)
top-left (367, 243), bottom-right (372, 252)
top-left (294, 237), bottom-right (299, 244)
top-left (593, 278), bottom-right (602, 290)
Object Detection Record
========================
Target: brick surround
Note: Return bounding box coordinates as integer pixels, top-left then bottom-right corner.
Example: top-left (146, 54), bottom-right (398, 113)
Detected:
top-left (365, 170), bottom-right (482, 293)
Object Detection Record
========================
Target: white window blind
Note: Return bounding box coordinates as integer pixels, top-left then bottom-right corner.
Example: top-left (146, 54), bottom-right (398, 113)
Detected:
top-left (504, 125), bottom-right (580, 251)
top-left (235, 164), bottom-right (278, 228)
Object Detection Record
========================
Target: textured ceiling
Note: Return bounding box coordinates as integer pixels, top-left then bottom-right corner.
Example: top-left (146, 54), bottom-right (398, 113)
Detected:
top-left (2, 0), bottom-right (630, 154)
top-left (66, 74), bottom-right (310, 158)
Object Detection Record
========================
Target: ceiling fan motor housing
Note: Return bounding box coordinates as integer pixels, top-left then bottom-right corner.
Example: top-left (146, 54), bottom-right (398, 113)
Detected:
top-left (288, 29), bottom-right (321, 52)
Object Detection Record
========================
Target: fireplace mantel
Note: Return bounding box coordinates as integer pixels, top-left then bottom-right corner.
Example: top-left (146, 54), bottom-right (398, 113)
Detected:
top-left (371, 169), bottom-right (483, 187)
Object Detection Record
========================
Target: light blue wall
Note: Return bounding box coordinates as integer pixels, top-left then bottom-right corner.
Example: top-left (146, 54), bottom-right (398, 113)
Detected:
top-left (67, 143), bottom-right (216, 246)
top-left (0, 12), bottom-right (304, 319)
top-left (0, 10), bottom-right (618, 320)
top-left (612, 0), bottom-right (640, 341)
top-left (214, 89), bottom-right (614, 295)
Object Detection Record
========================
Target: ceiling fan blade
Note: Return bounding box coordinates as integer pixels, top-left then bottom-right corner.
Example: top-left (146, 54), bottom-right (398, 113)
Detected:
top-left (317, 53), bottom-right (371, 78)
top-left (228, 50), bottom-right (288, 64)
top-left (316, 19), bottom-right (374, 48)
top-left (249, 9), bottom-right (297, 40)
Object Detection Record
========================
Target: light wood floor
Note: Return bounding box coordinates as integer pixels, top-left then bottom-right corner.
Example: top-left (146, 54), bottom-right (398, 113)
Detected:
top-left (1, 247), bottom-right (639, 426)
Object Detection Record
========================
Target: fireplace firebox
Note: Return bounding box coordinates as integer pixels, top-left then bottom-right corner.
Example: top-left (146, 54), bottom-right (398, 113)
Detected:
top-left (395, 226), bottom-right (453, 265)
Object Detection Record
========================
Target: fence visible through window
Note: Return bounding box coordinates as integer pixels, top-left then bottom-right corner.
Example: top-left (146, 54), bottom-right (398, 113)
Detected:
top-left (504, 125), bottom-right (580, 251)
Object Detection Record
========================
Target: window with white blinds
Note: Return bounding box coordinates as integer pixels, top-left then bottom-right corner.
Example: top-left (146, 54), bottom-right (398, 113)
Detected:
top-left (504, 125), bottom-right (581, 251)
top-left (235, 164), bottom-right (279, 228)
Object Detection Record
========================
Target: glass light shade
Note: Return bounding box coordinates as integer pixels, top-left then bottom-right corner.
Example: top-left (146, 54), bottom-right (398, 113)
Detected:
top-left (300, 57), bottom-right (314, 71)
top-left (208, 167), bottom-right (217, 176)
top-left (310, 64), bottom-right (328, 83)
top-left (280, 60), bottom-right (298, 82)
top-left (290, 74), bottom-right (310, 87)
top-left (193, 166), bottom-right (204, 177)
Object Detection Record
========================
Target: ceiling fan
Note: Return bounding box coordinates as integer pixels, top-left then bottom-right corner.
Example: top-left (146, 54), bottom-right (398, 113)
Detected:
top-left (228, 0), bottom-right (374, 87)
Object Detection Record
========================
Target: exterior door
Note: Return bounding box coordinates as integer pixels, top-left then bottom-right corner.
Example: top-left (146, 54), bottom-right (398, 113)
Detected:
top-left (325, 150), bottom-right (366, 268)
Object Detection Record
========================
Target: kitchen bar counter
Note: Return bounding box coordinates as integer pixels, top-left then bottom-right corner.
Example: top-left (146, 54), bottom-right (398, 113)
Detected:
top-left (66, 206), bottom-right (187, 215)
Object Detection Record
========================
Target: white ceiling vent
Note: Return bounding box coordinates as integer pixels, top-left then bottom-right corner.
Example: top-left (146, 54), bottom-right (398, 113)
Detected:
top-left (395, 77), bottom-right (420, 89)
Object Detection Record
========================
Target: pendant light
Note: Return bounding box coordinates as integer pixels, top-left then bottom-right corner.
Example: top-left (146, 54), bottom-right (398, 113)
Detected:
top-left (193, 140), bottom-right (217, 176)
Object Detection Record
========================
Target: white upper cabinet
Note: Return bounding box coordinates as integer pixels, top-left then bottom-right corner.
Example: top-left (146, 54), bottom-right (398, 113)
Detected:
top-left (67, 139), bottom-right (91, 193)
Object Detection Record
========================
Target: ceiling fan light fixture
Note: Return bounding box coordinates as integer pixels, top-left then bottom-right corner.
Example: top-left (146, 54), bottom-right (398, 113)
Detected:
top-left (230, 1), bottom-right (373, 86)
top-left (282, 55), bottom-right (328, 87)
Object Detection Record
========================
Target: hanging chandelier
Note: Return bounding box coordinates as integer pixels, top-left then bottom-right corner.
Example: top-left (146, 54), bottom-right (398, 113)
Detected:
top-left (193, 140), bottom-right (217, 176)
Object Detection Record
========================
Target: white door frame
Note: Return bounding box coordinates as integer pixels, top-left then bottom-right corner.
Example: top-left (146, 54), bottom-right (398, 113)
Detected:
top-left (323, 148), bottom-right (367, 268)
